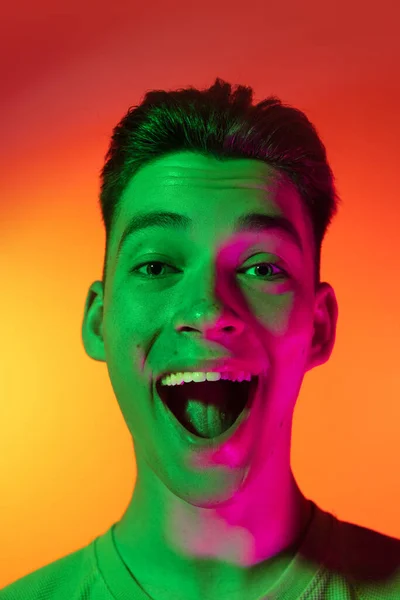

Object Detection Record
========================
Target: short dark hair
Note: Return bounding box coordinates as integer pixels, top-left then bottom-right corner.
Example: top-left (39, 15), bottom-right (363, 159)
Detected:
top-left (99, 77), bottom-right (341, 290)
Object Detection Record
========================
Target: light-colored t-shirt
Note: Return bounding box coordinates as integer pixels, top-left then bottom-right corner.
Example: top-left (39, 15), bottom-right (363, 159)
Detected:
top-left (1, 500), bottom-right (400, 599)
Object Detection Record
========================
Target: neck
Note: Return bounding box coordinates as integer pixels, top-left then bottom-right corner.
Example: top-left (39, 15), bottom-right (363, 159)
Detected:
top-left (114, 440), bottom-right (313, 599)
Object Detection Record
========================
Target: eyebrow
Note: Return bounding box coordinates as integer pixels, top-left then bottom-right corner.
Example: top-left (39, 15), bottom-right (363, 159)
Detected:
top-left (116, 210), bottom-right (303, 259)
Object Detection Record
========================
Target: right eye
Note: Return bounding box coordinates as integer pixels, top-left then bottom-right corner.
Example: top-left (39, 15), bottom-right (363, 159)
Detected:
top-left (132, 261), bottom-right (178, 278)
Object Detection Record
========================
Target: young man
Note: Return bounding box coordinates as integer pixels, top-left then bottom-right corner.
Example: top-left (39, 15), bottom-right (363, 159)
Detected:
top-left (2, 78), bottom-right (400, 599)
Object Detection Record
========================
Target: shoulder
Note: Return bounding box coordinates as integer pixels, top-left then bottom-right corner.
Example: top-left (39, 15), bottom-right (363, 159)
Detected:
top-left (0, 543), bottom-right (97, 600)
top-left (326, 515), bottom-right (400, 598)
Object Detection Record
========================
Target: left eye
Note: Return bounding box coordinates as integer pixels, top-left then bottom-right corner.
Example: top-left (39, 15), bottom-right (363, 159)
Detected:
top-left (132, 261), bottom-right (287, 280)
top-left (240, 262), bottom-right (287, 280)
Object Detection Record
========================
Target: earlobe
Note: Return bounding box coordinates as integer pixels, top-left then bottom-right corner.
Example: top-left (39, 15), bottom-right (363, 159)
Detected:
top-left (81, 281), bottom-right (106, 362)
top-left (306, 282), bottom-right (339, 372)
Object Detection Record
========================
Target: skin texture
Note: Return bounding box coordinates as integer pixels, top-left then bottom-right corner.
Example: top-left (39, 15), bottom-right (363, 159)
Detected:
top-left (82, 151), bottom-right (338, 600)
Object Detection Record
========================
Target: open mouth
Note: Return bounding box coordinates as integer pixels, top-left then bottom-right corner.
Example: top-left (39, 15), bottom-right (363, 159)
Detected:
top-left (156, 376), bottom-right (258, 439)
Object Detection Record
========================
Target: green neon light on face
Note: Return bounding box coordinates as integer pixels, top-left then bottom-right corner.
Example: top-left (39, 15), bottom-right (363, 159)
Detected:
top-left (116, 209), bottom-right (303, 262)
top-left (82, 151), bottom-right (338, 599)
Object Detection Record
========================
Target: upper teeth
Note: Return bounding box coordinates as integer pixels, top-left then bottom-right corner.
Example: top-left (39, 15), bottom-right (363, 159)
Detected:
top-left (160, 371), bottom-right (253, 386)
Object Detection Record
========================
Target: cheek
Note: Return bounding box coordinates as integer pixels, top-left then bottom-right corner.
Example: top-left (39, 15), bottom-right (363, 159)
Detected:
top-left (102, 309), bottom-right (141, 379)
top-left (277, 329), bottom-right (312, 368)
top-left (251, 290), bottom-right (310, 333)
top-left (104, 289), bottom-right (154, 346)
top-left (251, 292), bottom-right (313, 363)
top-left (103, 293), bottom-right (158, 389)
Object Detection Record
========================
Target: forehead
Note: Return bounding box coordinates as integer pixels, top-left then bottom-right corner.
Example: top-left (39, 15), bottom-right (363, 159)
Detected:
top-left (112, 151), bottom-right (314, 254)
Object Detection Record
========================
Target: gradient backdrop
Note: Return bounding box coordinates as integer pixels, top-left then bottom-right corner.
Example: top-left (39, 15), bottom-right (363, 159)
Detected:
top-left (1, 1), bottom-right (400, 588)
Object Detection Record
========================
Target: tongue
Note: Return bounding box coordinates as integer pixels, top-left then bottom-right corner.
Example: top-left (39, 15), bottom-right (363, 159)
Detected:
top-left (175, 380), bottom-right (243, 438)
top-left (185, 399), bottom-right (235, 438)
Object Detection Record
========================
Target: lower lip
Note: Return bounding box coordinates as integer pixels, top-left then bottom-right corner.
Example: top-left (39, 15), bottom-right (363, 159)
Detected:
top-left (154, 377), bottom-right (259, 448)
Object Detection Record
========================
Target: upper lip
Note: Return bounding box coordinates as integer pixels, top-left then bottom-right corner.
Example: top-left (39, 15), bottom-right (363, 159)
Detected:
top-left (155, 359), bottom-right (262, 384)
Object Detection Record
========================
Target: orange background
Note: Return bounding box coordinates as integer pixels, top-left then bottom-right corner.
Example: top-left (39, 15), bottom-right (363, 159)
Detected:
top-left (1, 1), bottom-right (400, 588)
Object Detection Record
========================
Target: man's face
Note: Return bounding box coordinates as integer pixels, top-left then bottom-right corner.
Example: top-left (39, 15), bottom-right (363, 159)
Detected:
top-left (83, 151), bottom-right (337, 505)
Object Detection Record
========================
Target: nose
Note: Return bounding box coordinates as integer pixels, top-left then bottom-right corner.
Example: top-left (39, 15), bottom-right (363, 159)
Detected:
top-left (176, 303), bottom-right (245, 342)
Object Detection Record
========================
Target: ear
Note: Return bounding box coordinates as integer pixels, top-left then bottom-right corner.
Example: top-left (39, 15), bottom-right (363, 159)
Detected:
top-left (305, 282), bottom-right (339, 372)
top-left (81, 280), bottom-right (106, 362)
